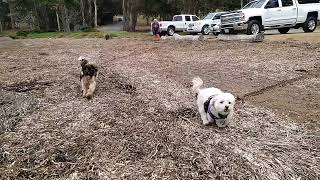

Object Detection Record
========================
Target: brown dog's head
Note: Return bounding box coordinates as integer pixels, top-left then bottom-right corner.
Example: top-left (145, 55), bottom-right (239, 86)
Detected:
top-left (78, 56), bottom-right (88, 67)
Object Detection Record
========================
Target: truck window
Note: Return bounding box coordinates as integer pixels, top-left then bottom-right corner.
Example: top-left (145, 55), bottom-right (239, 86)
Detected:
top-left (243, 0), bottom-right (266, 9)
top-left (185, 16), bottom-right (191, 21)
top-left (265, 0), bottom-right (280, 8)
top-left (213, 14), bottom-right (221, 20)
top-left (281, 0), bottom-right (293, 6)
top-left (173, 16), bottom-right (183, 21)
top-left (192, 16), bottom-right (199, 21)
top-left (298, 0), bottom-right (320, 3)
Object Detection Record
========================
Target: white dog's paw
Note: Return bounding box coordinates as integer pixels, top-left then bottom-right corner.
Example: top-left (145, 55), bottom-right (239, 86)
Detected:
top-left (215, 119), bottom-right (229, 128)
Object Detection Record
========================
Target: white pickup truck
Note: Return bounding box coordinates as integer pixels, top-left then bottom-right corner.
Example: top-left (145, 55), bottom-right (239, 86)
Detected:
top-left (220, 0), bottom-right (320, 35)
top-left (158, 14), bottom-right (200, 36)
top-left (187, 12), bottom-right (227, 35)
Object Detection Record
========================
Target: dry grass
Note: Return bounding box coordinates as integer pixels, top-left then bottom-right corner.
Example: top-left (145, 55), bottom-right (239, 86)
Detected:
top-left (266, 29), bottom-right (320, 43)
top-left (0, 38), bottom-right (319, 179)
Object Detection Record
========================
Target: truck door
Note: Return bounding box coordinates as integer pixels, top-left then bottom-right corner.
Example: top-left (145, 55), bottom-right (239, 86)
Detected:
top-left (173, 15), bottom-right (184, 31)
top-left (280, 0), bottom-right (297, 25)
top-left (264, 0), bottom-right (283, 27)
top-left (184, 16), bottom-right (193, 30)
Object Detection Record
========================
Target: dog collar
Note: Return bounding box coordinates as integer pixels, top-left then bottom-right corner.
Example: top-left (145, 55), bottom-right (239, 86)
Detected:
top-left (206, 97), bottom-right (228, 120)
top-left (208, 102), bottom-right (220, 120)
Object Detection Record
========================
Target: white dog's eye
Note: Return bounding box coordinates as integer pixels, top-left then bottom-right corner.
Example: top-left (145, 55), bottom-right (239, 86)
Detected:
top-left (228, 102), bottom-right (231, 104)
top-left (220, 101), bottom-right (224, 104)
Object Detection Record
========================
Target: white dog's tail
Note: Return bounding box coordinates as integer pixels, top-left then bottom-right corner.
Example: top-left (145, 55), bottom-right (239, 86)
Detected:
top-left (192, 77), bottom-right (203, 94)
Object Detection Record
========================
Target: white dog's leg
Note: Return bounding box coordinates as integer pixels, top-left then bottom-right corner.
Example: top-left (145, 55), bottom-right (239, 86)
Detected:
top-left (215, 119), bottom-right (228, 128)
top-left (199, 108), bottom-right (210, 125)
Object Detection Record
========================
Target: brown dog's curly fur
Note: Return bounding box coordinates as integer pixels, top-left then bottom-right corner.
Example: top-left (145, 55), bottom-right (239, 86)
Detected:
top-left (79, 57), bottom-right (98, 99)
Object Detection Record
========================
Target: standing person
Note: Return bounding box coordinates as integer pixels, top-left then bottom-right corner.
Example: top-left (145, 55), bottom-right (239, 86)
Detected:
top-left (151, 19), bottom-right (160, 41)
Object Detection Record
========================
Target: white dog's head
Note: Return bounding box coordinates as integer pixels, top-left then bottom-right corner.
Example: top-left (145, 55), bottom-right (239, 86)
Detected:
top-left (212, 93), bottom-right (235, 118)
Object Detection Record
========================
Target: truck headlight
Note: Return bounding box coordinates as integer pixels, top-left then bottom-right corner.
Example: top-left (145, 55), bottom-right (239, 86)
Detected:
top-left (240, 13), bottom-right (245, 21)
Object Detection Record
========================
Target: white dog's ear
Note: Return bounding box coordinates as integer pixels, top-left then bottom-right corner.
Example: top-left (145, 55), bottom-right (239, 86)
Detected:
top-left (209, 95), bottom-right (219, 106)
top-left (204, 95), bottom-right (217, 113)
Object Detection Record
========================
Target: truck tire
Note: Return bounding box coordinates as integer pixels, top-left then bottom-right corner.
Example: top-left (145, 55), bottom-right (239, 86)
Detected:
top-left (201, 25), bottom-right (210, 35)
top-left (213, 32), bottom-right (220, 36)
top-left (160, 31), bottom-right (167, 37)
top-left (303, 16), bottom-right (317, 33)
top-left (246, 20), bottom-right (262, 35)
top-left (167, 26), bottom-right (175, 36)
top-left (278, 27), bottom-right (290, 34)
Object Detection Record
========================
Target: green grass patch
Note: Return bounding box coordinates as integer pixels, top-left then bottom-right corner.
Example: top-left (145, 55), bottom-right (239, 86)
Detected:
top-left (1, 31), bottom-right (147, 40)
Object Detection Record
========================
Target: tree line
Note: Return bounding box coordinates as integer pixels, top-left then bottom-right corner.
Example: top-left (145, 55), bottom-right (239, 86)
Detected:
top-left (0, 0), bottom-right (249, 32)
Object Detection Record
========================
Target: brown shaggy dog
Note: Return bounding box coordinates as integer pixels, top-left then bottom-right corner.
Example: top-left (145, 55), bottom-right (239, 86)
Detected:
top-left (79, 56), bottom-right (98, 99)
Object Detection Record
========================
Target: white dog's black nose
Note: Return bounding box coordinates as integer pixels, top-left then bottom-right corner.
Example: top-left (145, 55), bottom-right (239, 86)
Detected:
top-left (225, 106), bottom-right (229, 111)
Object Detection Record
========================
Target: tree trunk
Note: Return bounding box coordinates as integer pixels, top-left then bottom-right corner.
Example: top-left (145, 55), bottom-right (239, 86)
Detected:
top-left (33, 1), bottom-right (40, 30)
top-left (8, 0), bottom-right (16, 29)
top-left (60, 4), bottom-right (70, 32)
top-left (88, 0), bottom-right (92, 26)
top-left (31, 15), bottom-right (35, 30)
top-left (0, 20), bottom-right (3, 32)
top-left (122, 0), bottom-right (139, 32)
top-left (94, 0), bottom-right (97, 27)
top-left (146, 16), bottom-right (149, 26)
top-left (64, 5), bottom-right (70, 32)
top-left (80, 0), bottom-right (86, 26)
top-left (56, 10), bottom-right (61, 32)
top-left (43, 7), bottom-right (50, 31)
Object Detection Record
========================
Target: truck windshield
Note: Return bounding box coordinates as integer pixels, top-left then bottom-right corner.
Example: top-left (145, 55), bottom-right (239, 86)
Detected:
top-left (242, 0), bottom-right (266, 9)
top-left (203, 13), bottom-right (215, 20)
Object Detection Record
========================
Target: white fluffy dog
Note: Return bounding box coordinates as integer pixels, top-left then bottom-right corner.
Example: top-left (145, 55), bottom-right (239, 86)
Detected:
top-left (192, 77), bottom-right (235, 127)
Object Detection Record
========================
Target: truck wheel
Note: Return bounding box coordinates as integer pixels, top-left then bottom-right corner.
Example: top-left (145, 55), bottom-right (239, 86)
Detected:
top-left (278, 27), bottom-right (290, 34)
top-left (303, 16), bottom-right (317, 33)
top-left (167, 26), bottom-right (175, 36)
top-left (247, 20), bottom-right (262, 35)
top-left (201, 25), bottom-right (210, 35)
top-left (160, 31), bottom-right (167, 36)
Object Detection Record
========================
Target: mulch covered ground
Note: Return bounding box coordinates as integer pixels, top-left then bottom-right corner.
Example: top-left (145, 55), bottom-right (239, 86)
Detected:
top-left (0, 38), bottom-right (319, 179)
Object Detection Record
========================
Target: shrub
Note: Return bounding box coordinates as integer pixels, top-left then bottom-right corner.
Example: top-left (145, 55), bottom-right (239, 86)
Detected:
top-left (80, 25), bottom-right (98, 32)
top-left (9, 35), bottom-right (16, 39)
top-left (16, 31), bottom-right (29, 37)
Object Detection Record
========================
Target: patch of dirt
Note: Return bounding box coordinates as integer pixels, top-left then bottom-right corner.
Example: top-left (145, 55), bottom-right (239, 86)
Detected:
top-left (0, 38), bottom-right (319, 179)
top-left (0, 91), bottom-right (39, 134)
top-left (108, 73), bottom-right (137, 94)
top-left (248, 76), bottom-right (320, 123)
top-left (243, 66), bottom-right (320, 123)
top-left (1, 79), bottom-right (53, 93)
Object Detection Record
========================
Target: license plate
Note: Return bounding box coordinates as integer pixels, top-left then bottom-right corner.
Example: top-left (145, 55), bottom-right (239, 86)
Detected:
top-left (225, 29), bottom-right (229, 33)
